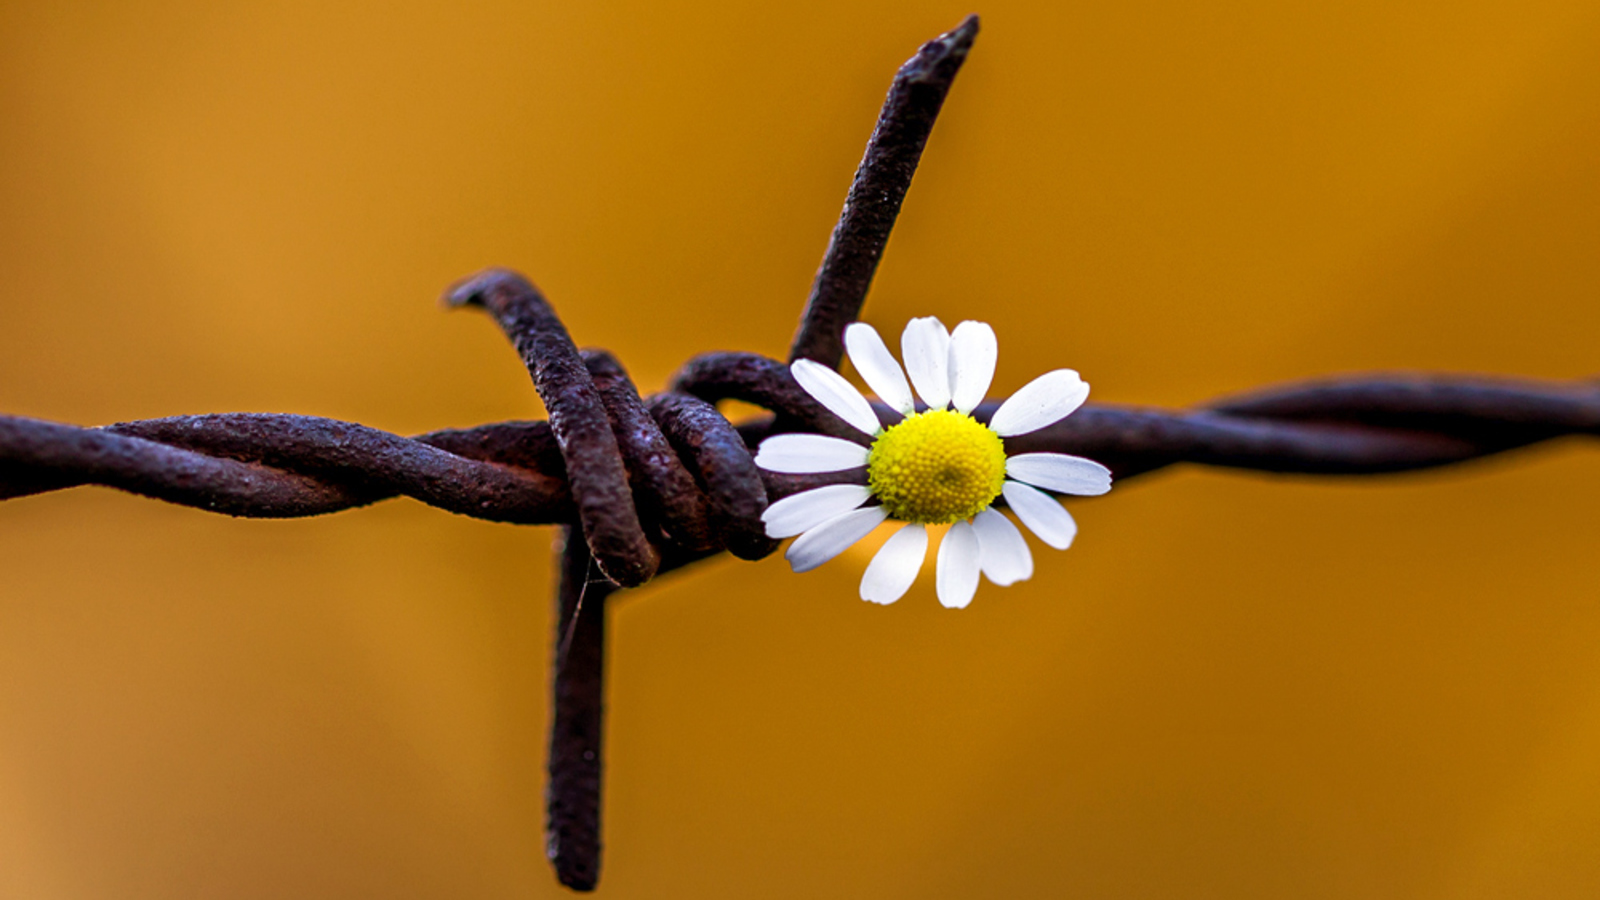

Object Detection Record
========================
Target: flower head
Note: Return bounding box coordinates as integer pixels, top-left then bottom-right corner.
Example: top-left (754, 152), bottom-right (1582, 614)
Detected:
top-left (755, 317), bottom-right (1112, 608)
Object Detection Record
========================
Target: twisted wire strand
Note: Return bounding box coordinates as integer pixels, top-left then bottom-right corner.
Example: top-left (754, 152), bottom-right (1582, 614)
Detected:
top-left (6, 367), bottom-right (1598, 523)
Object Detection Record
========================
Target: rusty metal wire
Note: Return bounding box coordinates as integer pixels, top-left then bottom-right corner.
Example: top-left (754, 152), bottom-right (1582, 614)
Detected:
top-left (3, 13), bottom-right (1597, 893)
top-left (8, 371), bottom-right (1597, 519)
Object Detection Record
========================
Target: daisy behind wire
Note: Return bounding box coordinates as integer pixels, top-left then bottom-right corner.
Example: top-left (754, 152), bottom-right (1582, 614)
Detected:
top-left (755, 317), bottom-right (1112, 609)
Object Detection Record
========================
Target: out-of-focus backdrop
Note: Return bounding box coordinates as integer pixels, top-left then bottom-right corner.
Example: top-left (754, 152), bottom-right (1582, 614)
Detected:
top-left (3, 2), bottom-right (1600, 897)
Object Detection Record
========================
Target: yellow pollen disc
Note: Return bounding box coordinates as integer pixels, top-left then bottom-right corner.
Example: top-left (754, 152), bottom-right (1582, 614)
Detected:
top-left (867, 410), bottom-right (1007, 525)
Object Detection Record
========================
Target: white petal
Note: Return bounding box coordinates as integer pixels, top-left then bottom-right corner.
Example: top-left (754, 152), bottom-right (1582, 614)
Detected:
top-left (901, 316), bottom-right (952, 410)
top-left (947, 320), bottom-right (998, 415)
top-left (844, 322), bottom-right (915, 416)
top-left (989, 369), bottom-right (1090, 437)
top-left (972, 508), bottom-right (1034, 586)
top-left (786, 506), bottom-right (887, 573)
top-left (935, 520), bottom-right (981, 609)
top-left (1001, 480), bottom-right (1079, 550)
top-left (859, 523), bottom-right (928, 604)
top-left (761, 484), bottom-right (872, 538)
top-left (790, 358), bottom-right (881, 436)
top-left (754, 434), bottom-right (870, 474)
top-left (1005, 453), bottom-right (1113, 496)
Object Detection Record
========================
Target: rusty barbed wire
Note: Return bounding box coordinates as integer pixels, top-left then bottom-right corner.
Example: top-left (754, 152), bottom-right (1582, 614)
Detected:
top-left (9, 370), bottom-right (1598, 519)
top-left (3, 13), bottom-right (1597, 893)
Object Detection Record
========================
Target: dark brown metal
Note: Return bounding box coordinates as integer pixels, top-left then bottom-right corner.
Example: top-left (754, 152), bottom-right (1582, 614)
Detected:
top-left (646, 392), bottom-right (776, 562)
top-left (445, 269), bottom-right (657, 587)
top-left (0, 414), bottom-right (370, 516)
top-left (9, 372), bottom-right (1600, 517)
top-left (582, 350), bottom-right (717, 553)
top-left (788, 15), bottom-right (980, 368)
top-left (547, 526), bottom-right (613, 892)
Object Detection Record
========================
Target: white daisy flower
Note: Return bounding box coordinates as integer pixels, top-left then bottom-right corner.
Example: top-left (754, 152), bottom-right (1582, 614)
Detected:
top-left (754, 317), bottom-right (1112, 609)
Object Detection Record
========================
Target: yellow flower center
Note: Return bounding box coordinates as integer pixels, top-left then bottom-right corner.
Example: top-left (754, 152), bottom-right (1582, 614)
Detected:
top-left (866, 409), bottom-right (1007, 525)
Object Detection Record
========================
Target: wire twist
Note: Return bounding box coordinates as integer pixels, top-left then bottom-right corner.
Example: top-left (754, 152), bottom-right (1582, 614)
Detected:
top-left (7, 361), bottom-right (1598, 542)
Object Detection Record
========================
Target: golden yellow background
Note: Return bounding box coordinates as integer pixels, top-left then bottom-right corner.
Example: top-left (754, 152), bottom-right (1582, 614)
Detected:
top-left (3, 1), bottom-right (1600, 897)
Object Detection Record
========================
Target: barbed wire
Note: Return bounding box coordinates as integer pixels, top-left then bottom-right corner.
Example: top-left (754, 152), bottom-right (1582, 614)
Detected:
top-left (7, 366), bottom-right (1594, 528)
top-left (3, 14), bottom-right (1595, 893)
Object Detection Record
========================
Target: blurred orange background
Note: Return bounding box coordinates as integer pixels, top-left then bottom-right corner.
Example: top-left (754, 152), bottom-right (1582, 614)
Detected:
top-left (4, 1), bottom-right (1600, 897)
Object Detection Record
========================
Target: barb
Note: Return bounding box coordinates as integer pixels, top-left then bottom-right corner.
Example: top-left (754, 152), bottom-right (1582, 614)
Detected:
top-left (547, 527), bottom-right (612, 892)
top-left (788, 15), bottom-right (979, 368)
top-left (446, 269), bottom-right (658, 587)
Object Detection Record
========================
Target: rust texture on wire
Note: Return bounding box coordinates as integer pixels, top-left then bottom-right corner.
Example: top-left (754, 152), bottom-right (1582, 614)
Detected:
top-left (9, 376), bottom-right (1598, 516)
top-left (788, 15), bottom-right (979, 368)
top-left (2, 14), bottom-right (1595, 893)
